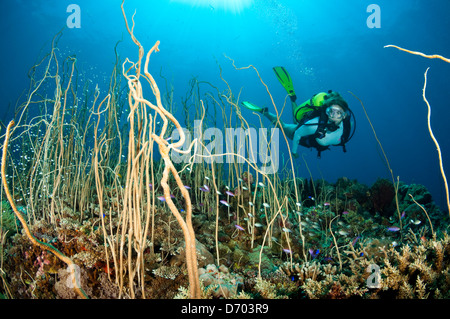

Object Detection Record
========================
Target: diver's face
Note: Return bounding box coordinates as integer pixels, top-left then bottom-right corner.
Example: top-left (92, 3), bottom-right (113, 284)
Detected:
top-left (326, 105), bottom-right (346, 124)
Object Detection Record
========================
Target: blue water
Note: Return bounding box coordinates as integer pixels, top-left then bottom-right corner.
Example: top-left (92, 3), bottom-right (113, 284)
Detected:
top-left (1, 0), bottom-right (449, 212)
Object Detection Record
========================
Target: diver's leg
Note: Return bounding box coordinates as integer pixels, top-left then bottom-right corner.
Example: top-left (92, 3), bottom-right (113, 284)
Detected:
top-left (291, 100), bottom-right (298, 119)
top-left (261, 110), bottom-right (297, 139)
top-left (281, 123), bottom-right (298, 140)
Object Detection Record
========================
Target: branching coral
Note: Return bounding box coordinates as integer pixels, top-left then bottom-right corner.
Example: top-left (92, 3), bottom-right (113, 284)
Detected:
top-left (271, 231), bottom-right (450, 299)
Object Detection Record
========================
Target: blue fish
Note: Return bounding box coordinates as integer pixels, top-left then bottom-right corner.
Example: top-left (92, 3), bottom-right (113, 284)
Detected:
top-left (308, 248), bottom-right (320, 259)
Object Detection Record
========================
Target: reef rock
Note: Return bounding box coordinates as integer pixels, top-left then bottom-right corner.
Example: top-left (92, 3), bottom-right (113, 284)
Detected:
top-left (198, 264), bottom-right (244, 298)
top-left (170, 239), bottom-right (214, 269)
top-left (369, 178), bottom-right (396, 216)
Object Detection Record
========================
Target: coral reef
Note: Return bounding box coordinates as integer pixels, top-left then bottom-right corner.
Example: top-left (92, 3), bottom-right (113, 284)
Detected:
top-left (1, 153), bottom-right (448, 299)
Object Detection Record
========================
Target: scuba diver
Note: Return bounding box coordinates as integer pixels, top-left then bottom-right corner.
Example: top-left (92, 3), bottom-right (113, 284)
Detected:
top-left (241, 66), bottom-right (355, 158)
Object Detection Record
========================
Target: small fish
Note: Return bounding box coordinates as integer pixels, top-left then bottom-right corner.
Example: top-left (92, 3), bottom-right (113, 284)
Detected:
top-left (338, 230), bottom-right (349, 236)
top-left (184, 185), bottom-right (191, 189)
top-left (258, 182), bottom-right (265, 187)
top-left (157, 196), bottom-right (165, 202)
top-left (205, 176), bottom-right (210, 180)
top-left (296, 202), bottom-right (302, 207)
top-left (410, 219), bottom-right (421, 225)
top-left (351, 236), bottom-right (360, 246)
top-left (401, 211), bottom-right (406, 219)
top-left (324, 202), bottom-right (330, 206)
top-left (203, 184), bottom-right (210, 192)
top-left (165, 137), bottom-right (172, 142)
top-left (225, 191), bottom-right (235, 197)
top-left (148, 183), bottom-right (153, 189)
top-left (216, 190), bottom-right (222, 195)
top-left (180, 209), bottom-right (185, 212)
top-left (342, 211), bottom-right (349, 215)
top-left (254, 223), bottom-right (264, 227)
top-left (248, 202), bottom-right (254, 206)
top-left (235, 224), bottom-right (245, 231)
top-left (283, 249), bottom-right (292, 254)
top-left (248, 213), bottom-right (254, 218)
top-left (392, 241), bottom-right (398, 247)
top-left (238, 178), bottom-right (244, 182)
top-left (242, 186), bottom-right (248, 190)
top-left (387, 226), bottom-right (400, 232)
top-left (262, 203), bottom-right (270, 208)
top-left (199, 186), bottom-right (209, 192)
top-left (220, 200), bottom-right (230, 207)
top-left (282, 227), bottom-right (292, 233)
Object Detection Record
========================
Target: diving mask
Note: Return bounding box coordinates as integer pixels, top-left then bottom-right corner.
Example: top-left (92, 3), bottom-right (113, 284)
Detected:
top-left (326, 105), bottom-right (346, 121)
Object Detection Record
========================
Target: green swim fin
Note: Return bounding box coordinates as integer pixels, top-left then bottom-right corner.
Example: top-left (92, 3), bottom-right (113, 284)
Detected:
top-left (273, 66), bottom-right (296, 97)
top-left (241, 101), bottom-right (263, 112)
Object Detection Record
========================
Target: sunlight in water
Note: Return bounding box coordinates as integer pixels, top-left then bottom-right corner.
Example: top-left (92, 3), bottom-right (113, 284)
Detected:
top-left (171, 0), bottom-right (253, 14)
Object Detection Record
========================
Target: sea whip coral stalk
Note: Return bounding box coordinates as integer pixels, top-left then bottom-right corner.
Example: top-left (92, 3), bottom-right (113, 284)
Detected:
top-left (384, 44), bottom-right (450, 217)
top-left (121, 0), bottom-right (201, 298)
